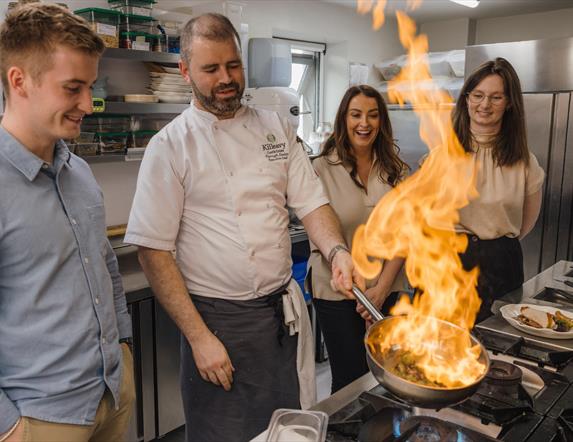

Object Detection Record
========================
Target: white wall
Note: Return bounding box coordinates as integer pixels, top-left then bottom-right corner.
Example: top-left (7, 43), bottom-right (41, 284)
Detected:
top-left (419, 7), bottom-right (573, 51)
top-left (420, 18), bottom-right (471, 52)
top-left (242, 1), bottom-right (403, 122)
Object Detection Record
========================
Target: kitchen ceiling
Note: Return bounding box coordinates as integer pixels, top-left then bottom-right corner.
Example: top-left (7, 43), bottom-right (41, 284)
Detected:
top-left (323, 0), bottom-right (573, 23)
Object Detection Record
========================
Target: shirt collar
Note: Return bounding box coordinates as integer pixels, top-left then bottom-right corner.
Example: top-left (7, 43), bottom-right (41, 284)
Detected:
top-left (0, 127), bottom-right (72, 181)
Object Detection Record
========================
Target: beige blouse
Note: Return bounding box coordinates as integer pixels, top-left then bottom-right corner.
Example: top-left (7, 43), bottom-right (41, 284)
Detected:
top-left (307, 152), bottom-right (408, 301)
top-left (456, 135), bottom-right (545, 239)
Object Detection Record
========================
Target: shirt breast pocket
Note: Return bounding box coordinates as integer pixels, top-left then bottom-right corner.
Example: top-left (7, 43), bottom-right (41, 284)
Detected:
top-left (86, 204), bottom-right (108, 256)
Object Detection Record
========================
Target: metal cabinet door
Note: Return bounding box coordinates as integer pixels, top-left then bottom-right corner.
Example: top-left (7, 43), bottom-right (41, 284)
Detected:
top-left (155, 302), bottom-right (185, 437)
top-left (520, 94), bottom-right (554, 279)
top-left (126, 296), bottom-right (156, 442)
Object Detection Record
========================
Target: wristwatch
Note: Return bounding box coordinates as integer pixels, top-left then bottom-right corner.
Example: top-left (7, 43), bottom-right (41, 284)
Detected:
top-left (328, 244), bottom-right (350, 266)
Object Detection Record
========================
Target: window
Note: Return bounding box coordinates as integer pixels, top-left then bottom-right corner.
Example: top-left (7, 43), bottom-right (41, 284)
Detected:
top-left (274, 38), bottom-right (325, 146)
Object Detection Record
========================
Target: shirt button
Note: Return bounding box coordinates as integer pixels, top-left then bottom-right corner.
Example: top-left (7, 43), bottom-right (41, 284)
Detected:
top-left (229, 171), bottom-right (234, 177)
top-left (84, 257), bottom-right (89, 264)
top-left (213, 124), bottom-right (218, 130)
top-left (102, 336), bottom-right (107, 344)
top-left (41, 164), bottom-right (48, 169)
top-left (71, 218), bottom-right (77, 225)
top-left (95, 297), bottom-right (100, 305)
top-left (250, 250), bottom-right (255, 257)
top-left (237, 211), bottom-right (242, 216)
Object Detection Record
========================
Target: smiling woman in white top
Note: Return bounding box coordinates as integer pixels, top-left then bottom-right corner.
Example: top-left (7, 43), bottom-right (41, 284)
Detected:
top-left (452, 57), bottom-right (545, 323)
top-left (307, 85), bottom-right (409, 393)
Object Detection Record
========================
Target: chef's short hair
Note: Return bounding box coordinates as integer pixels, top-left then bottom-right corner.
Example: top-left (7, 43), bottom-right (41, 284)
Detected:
top-left (180, 13), bottom-right (241, 65)
top-left (0, 3), bottom-right (105, 97)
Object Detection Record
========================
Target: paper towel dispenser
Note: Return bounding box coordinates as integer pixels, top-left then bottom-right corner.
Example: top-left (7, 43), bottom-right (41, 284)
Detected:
top-left (248, 38), bottom-right (292, 88)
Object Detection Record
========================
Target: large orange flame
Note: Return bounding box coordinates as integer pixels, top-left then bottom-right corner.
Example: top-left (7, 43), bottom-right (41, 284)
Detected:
top-left (352, 3), bottom-right (486, 388)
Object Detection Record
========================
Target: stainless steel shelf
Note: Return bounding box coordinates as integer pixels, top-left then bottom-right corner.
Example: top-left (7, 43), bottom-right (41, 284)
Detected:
top-left (101, 101), bottom-right (188, 114)
top-left (103, 47), bottom-right (180, 64)
top-left (83, 154), bottom-right (143, 164)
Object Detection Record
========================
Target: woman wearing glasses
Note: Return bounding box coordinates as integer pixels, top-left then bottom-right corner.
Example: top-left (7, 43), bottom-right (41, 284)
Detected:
top-left (452, 57), bottom-right (545, 322)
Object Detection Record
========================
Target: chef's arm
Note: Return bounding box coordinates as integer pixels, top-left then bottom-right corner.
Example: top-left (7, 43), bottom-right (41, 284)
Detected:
top-left (301, 204), bottom-right (365, 294)
top-left (519, 189), bottom-right (542, 240)
top-left (0, 390), bottom-right (20, 437)
top-left (104, 240), bottom-right (132, 341)
top-left (374, 257), bottom-right (404, 296)
top-left (137, 247), bottom-right (234, 390)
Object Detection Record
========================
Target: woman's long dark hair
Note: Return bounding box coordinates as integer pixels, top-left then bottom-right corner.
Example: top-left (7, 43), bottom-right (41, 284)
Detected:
top-left (319, 85), bottom-right (407, 188)
top-left (453, 57), bottom-right (529, 167)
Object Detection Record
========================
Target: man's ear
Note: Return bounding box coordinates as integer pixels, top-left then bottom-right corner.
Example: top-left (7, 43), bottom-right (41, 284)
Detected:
top-left (179, 60), bottom-right (191, 84)
top-left (6, 65), bottom-right (29, 98)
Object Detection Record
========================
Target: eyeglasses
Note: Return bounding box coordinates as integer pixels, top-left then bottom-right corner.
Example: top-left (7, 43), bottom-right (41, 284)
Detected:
top-left (467, 91), bottom-right (506, 106)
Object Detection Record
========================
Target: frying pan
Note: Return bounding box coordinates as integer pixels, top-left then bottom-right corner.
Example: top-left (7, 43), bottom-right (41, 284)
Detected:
top-left (352, 285), bottom-right (490, 409)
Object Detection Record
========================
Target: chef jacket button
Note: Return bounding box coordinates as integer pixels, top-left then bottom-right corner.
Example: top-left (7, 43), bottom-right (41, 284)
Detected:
top-left (71, 218), bottom-right (77, 225)
top-left (229, 171), bottom-right (234, 177)
top-left (84, 257), bottom-right (89, 264)
top-left (102, 336), bottom-right (107, 344)
top-left (237, 211), bottom-right (242, 216)
top-left (213, 124), bottom-right (218, 130)
top-left (95, 297), bottom-right (100, 305)
top-left (250, 250), bottom-right (255, 257)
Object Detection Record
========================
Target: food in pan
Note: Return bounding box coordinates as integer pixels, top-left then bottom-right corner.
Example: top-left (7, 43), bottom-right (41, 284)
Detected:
top-left (516, 306), bottom-right (573, 332)
top-left (386, 349), bottom-right (446, 388)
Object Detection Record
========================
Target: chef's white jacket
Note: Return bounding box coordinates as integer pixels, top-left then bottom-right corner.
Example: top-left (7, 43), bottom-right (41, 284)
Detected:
top-left (125, 103), bottom-right (328, 300)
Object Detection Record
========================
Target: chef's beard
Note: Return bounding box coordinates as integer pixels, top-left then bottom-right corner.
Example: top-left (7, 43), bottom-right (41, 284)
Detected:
top-left (190, 80), bottom-right (244, 117)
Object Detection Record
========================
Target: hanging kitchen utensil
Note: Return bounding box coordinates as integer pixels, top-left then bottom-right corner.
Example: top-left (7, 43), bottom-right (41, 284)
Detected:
top-left (352, 285), bottom-right (490, 409)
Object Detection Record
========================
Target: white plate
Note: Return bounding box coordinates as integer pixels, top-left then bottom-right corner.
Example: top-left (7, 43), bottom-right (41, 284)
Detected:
top-left (500, 303), bottom-right (573, 339)
top-left (150, 83), bottom-right (192, 93)
top-left (161, 66), bottom-right (180, 74)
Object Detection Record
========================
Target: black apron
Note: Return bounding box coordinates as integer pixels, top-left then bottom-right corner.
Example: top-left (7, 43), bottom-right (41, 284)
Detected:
top-left (460, 234), bottom-right (524, 324)
top-left (180, 289), bottom-right (300, 442)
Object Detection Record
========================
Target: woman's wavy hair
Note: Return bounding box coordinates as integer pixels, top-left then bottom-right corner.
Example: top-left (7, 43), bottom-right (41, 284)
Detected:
top-left (319, 85), bottom-right (407, 188)
top-left (453, 57), bottom-right (529, 167)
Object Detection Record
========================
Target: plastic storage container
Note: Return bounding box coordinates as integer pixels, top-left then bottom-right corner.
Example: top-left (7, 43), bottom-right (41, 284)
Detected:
top-left (265, 409), bottom-right (328, 442)
top-left (120, 12), bottom-right (157, 34)
top-left (98, 132), bottom-right (128, 154)
top-left (74, 8), bottom-right (121, 48)
top-left (75, 143), bottom-right (99, 157)
top-left (129, 130), bottom-right (157, 148)
top-left (82, 116), bottom-right (130, 134)
top-left (108, 0), bottom-right (155, 17)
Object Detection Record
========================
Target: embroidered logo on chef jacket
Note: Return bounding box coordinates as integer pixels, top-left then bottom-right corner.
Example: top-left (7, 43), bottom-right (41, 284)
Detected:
top-left (261, 134), bottom-right (288, 162)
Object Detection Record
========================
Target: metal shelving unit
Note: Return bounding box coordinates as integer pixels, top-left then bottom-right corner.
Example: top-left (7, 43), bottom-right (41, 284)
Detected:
top-left (102, 101), bottom-right (188, 114)
top-left (103, 47), bottom-right (180, 64)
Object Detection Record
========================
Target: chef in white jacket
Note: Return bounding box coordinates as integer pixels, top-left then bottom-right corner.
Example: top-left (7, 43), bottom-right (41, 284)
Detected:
top-left (125, 12), bottom-right (363, 442)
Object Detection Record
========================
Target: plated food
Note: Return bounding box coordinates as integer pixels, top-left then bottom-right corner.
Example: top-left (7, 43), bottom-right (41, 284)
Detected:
top-left (500, 304), bottom-right (573, 339)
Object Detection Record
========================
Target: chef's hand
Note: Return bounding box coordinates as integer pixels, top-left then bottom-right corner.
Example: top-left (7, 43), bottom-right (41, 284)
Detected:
top-left (330, 250), bottom-right (365, 298)
top-left (190, 330), bottom-right (235, 391)
top-left (1, 418), bottom-right (24, 442)
top-left (356, 286), bottom-right (389, 322)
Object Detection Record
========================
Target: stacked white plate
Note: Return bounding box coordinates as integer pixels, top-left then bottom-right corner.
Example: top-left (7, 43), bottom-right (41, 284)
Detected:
top-left (149, 71), bottom-right (193, 104)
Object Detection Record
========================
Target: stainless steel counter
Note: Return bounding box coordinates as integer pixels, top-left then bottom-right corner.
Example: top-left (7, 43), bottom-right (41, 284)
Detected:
top-left (476, 259), bottom-right (573, 351)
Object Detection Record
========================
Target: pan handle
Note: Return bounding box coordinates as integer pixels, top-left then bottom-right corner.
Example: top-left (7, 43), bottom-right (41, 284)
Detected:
top-left (352, 285), bottom-right (384, 322)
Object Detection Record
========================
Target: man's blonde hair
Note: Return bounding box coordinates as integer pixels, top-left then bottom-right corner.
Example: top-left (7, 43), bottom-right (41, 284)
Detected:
top-left (0, 3), bottom-right (105, 96)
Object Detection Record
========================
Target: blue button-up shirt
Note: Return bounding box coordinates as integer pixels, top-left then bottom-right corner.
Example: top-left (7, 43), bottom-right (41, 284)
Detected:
top-left (0, 128), bottom-right (132, 433)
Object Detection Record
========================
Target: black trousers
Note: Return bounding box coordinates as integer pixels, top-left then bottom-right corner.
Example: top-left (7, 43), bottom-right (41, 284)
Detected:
top-left (313, 293), bottom-right (399, 394)
top-left (180, 293), bottom-right (299, 442)
top-left (459, 234), bottom-right (524, 324)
